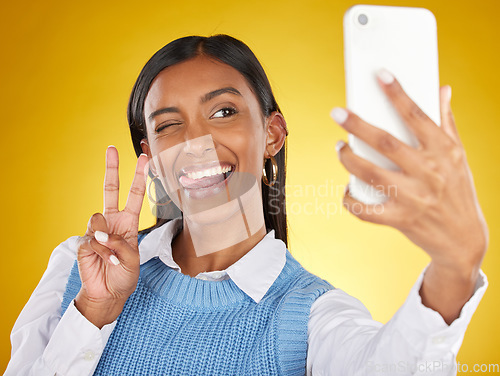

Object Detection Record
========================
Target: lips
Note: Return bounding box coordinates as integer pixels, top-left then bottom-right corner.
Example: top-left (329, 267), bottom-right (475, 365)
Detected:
top-left (179, 173), bottom-right (225, 189)
top-left (178, 162), bottom-right (234, 193)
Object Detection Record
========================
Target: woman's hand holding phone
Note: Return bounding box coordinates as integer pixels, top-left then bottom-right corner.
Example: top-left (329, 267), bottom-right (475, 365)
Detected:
top-left (332, 73), bottom-right (489, 324)
top-left (74, 146), bottom-right (148, 328)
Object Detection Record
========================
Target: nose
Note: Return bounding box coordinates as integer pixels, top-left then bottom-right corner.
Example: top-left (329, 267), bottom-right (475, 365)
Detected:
top-left (183, 134), bottom-right (215, 158)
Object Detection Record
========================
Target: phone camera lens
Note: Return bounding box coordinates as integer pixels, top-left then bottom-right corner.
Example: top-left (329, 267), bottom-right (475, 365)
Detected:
top-left (358, 14), bottom-right (368, 25)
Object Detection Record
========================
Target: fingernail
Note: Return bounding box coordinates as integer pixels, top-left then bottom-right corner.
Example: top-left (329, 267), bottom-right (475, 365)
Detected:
top-left (140, 153), bottom-right (147, 158)
top-left (109, 255), bottom-right (120, 265)
top-left (108, 145), bottom-right (116, 149)
top-left (444, 85), bottom-right (452, 102)
top-left (331, 107), bottom-right (348, 124)
top-left (335, 140), bottom-right (346, 154)
top-left (377, 68), bottom-right (394, 85)
top-left (95, 231), bottom-right (109, 243)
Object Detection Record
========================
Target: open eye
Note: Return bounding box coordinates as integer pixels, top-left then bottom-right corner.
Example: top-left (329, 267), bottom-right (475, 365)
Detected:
top-left (211, 107), bottom-right (238, 119)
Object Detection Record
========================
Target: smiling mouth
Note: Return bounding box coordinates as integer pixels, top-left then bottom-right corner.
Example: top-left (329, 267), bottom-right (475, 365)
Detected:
top-left (178, 162), bottom-right (234, 190)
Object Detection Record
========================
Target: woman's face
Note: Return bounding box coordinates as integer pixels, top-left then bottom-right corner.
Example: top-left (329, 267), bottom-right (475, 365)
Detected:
top-left (141, 55), bottom-right (279, 217)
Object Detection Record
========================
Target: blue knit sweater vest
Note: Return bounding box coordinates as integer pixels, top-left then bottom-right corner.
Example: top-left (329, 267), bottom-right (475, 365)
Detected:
top-left (61, 234), bottom-right (334, 375)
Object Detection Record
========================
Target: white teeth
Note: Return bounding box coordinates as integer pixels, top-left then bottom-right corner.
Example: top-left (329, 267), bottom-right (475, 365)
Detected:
top-left (185, 165), bottom-right (232, 180)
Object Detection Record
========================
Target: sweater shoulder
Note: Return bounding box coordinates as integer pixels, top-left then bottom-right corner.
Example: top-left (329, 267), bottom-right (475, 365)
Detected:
top-left (271, 249), bottom-right (334, 297)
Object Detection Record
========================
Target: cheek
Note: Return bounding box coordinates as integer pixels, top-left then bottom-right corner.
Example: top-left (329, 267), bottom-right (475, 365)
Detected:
top-left (220, 122), bottom-right (265, 176)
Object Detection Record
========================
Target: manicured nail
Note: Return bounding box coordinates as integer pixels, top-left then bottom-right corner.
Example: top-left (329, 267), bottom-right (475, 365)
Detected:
top-left (335, 140), bottom-right (346, 154)
top-left (331, 107), bottom-right (348, 124)
top-left (377, 68), bottom-right (394, 85)
top-left (444, 85), bottom-right (452, 102)
top-left (95, 231), bottom-right (109, 243)
top-left (109, 255), bottom-right (120, 265)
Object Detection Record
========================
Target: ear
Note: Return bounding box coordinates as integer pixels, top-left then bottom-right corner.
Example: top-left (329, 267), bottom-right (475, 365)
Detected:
top-left (264, 112), bottom-right (288, 158)
top-left (140, 138), bottom-right (157, 175)
top-left (140, 138), bottom-right (151, 156)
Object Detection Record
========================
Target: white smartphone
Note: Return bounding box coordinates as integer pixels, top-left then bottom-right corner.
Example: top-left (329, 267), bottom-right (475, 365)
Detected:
top-left (343, 5), bottom-right (441, 204)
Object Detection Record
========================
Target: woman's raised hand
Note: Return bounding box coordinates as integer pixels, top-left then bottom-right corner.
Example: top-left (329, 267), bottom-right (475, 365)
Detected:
top-left (332, 70), bottom-right (488, 324)
top-left (75, 146), bottom-right (148, 328)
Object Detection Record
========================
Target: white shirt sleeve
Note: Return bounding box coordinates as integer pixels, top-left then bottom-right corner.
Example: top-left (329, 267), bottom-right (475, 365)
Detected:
top-left (306, 267), bottom-right (488, 376)
top-left (5, 236), bottom-right (117, 376)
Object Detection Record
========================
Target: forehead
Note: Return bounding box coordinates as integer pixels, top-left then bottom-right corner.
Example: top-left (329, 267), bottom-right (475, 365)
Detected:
top-left (145, 55), bottom-right (254, 107)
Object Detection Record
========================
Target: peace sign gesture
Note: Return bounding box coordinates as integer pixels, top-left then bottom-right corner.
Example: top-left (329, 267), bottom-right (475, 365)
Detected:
top-left (74, 146), bottom-right (149, 328)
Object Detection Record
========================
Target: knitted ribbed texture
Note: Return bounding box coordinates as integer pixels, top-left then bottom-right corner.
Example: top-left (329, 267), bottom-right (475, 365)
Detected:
top-left (61, 238), bottom-right (333, 375)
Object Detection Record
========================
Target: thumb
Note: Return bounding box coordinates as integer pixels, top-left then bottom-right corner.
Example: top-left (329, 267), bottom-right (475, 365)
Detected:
top-left (85, 212), bottom-right (109, 237)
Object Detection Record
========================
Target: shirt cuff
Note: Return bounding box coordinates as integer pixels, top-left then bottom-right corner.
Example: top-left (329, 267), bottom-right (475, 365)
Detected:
top-left (393, 266), bottom-right (488, 358)
top-left (43, 299), bottom-right (116, 376)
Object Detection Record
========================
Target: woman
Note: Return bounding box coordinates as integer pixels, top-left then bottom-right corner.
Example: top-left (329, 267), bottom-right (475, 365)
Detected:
top-left (6, 35), bottom-right (488, 375)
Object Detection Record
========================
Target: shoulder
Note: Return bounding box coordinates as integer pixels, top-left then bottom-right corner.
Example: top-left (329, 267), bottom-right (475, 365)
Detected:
top-left (271, 250), bottom-right (334, 307)
top-left (282, 249), bottom-right (334, 291)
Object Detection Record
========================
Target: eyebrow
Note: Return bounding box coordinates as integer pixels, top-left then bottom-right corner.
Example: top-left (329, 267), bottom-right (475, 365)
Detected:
top-left (147, 87), bottom-right (243, 122)
top-left (201, 87), bottom-right (242, 103)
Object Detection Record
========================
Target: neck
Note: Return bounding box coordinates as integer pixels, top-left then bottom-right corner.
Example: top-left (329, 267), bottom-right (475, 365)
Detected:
top-left (172, 223), bottom-right (267, 278)
top-left (171, 180), bottom-right (267, 277)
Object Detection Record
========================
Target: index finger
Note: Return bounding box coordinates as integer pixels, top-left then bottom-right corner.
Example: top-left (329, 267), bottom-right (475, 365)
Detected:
top-left (104, 145), bottom-right (120, 215)
top-left (376, 69), bottom-right (443, 149)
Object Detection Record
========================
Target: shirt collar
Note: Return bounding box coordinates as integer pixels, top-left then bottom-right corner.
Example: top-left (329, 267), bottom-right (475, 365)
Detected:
top-left (138, 217), bottom-right (287, 304)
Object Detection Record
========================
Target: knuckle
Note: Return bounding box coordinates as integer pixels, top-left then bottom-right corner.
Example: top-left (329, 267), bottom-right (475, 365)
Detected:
top-left (129, 186), bottom-right (145, 196)
top-left (421, 192), bottom-right (439, 208)
top-left (377, 133), bottom-right (400, 153)
top-left (364, 169), bottom-right (384, 187)
top-left (414, 185), bottom-right (442, 211)
top-left (423, 157), bottom-right (440, 173)
top-left (448, 145), bottom-right (464, 165)
top-left (90, 212), bottom-right (103, 222)
top-left (407, 104), bottom-right (429, 122)
top-left (104, 183), bottom-right (119, 192)
top-left (431, 171), bottom-right (447, 192)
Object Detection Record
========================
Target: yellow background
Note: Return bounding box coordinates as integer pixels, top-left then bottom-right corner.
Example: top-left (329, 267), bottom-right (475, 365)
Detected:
top-left (1, 0), bottom-right (499, 372)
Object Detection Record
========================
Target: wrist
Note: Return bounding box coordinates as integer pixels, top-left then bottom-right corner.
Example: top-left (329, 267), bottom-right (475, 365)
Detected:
top-left (427, 261), bottom-right (479, 289)
top-left (430, 249), bottom-right (484, 285)
top-left (75, 291), bottom-right (127, 329)
top-left (420, 262), bottom-right (479, 325)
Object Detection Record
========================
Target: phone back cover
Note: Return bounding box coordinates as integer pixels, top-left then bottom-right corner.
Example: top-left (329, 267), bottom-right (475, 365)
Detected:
top-left (343, 5), bottom-right (440, 204)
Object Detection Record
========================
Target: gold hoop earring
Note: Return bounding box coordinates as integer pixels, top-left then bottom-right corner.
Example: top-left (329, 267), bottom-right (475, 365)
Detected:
top-left (147, 176), bottom-right (172, 206)
top-left (262, 156), bottom-right (278, 187)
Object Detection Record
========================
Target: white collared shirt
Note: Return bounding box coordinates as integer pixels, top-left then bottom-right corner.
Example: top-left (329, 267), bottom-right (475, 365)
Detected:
top-left (5, 218), bottom-right (488, 376)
